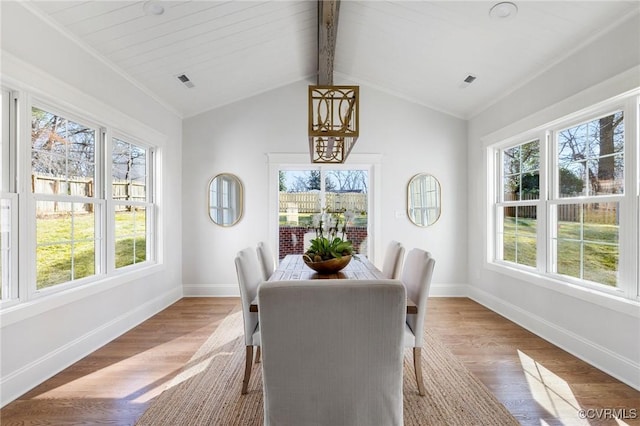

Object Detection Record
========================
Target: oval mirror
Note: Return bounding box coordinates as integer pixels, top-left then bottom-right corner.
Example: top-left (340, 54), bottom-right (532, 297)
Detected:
top-left (208, 173), bottom-right (243, 226)
top-left (407, 173), bottom-right (441, 227)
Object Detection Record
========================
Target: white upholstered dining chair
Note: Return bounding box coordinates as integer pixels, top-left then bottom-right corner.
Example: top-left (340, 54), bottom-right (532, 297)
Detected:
top-left (258, 279), bottom-right (406, 426)
top-left (402, 248), bottom-right (436, 396)
top-left (256, 241), bottom-right (276, 281)
top-left (234, 247), bottom-right (263, 395)
top-left (382, 240), bottom-right (405, 279)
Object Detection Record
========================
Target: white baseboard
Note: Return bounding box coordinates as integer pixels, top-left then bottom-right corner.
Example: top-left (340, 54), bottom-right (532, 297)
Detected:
top-left (183, 282), bottom-right (466, 298)
top-left (429, 283), bottom-right (469, 297)
top-left (467, 286), bottom-right (640, 391)
top-left (182, 283), bottom-right (240, 297)
top-left (0, 287), bottom-right (182, 408)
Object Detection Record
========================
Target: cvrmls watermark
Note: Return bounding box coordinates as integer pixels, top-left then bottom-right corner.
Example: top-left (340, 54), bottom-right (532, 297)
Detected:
top-left (577, 408), bottom-right (637, 420)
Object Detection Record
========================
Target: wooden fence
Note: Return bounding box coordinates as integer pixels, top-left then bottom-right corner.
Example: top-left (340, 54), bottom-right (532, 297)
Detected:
top-left (33, 175), bottom-right (145, 215)
top-left (505, 202), bottom-right (619, 224)
top-left (279, 192), bottom-right (367, 213)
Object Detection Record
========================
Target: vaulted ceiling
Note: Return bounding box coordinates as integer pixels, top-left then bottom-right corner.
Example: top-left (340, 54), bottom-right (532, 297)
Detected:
top-left (23, 1), bottom-right (640, 119)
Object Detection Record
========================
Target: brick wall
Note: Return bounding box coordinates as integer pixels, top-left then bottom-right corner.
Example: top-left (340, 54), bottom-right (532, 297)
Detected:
top-left (278, 226), bottom-right (368, 259)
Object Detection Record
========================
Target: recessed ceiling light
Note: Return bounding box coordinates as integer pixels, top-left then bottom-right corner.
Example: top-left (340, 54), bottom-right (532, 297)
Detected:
top-left (143, 0), bottom-right (165, 16)
top-left (489, 2), bottom-right (518, 20)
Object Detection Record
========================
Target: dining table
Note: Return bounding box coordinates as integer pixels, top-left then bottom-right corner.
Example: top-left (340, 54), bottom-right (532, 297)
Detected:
top-left (250, 254), bottom-right (417, 314)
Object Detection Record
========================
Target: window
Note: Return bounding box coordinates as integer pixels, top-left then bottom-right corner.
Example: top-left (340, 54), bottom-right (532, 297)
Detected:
top-left (32, 106), bottom-right (100, 289)
top-left (0, 87), bottom-right (158, 309)
top-left (491, 97), bottom-right (638, 300)
top-left (111, 137), bottom-right (153, 269)
top-left (497, 140), bottom-right (540, 268)
top-left (30, 107), bottom-right (157, 290)
top-left (551, 112), bottom-right (624, 287)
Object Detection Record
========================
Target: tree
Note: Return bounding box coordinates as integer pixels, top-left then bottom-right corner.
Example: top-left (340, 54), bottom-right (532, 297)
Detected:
top-left (557, 112), bottom-right (623, 196)
top-left (503, 140), bottom-right (539, 200)
top-left (303, 170), bottom-right (336, 191)
top-left (307, 170), bottom-right (321, 190)
top-left (32, 108), bottom-right (95, 178)
top-left (596, 113), bottom-right (623, 193)
top-left (112, 139), bottom-right (146, 204)
top-left (521, 172), bottom-right (539, 197)
top-left (325, 176), bottom-right (336, 191)
top-left (326, 170), bottom-right (368, 193)
top-left (559, 168), bottom-right (584, 196)
top-left (279, 171), bottom-right (286, 191)
top-left (290, 175), bottom-right (308, 192)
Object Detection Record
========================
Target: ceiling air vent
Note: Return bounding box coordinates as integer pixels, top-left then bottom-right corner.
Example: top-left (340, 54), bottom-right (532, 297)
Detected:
top-left (176, 73), bottom-right (195, 89)
top-left (459, 74), bottom-right (477, 89)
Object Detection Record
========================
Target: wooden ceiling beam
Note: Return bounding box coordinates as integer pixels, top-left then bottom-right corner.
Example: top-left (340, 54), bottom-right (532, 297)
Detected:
top-left (317, 0), bottom-right (340, 85)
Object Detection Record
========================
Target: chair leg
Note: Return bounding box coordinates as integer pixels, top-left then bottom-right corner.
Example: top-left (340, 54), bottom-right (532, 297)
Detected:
top-left (255, 346), bottom-right (261, 363)
top-left (413, 347), bottom-right (426, 396)
top-left (242, 345), bottom-right (253, 395)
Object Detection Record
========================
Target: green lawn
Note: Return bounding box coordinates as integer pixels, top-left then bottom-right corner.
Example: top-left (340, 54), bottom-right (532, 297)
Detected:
top-left (503, 216), bottom-right (537, 267)
top-left (503, 217), bottom-right (618, 286)
top-left (36, 210), bottom-right (146, 289)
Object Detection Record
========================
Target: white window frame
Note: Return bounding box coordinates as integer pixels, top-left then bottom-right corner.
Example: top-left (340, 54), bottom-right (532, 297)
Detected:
top-left (487, 93), bottom-right (639, 303)
top-left (107, 131), bottom-right (156, 273)
top-left (494, 137), bottom-right (545, 271)
top-left (0, 87), bottom-right (19, 307)
top-left (28, 99), bottom-right (104, 298)
top-left (547, 106), bottom-right (627, 294)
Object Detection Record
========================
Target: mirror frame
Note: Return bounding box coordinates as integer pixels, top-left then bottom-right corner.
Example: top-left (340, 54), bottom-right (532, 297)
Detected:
top-left (208, 173), bottom-right (243, 226)
top-left (407, 173), bottom-right (441, 227)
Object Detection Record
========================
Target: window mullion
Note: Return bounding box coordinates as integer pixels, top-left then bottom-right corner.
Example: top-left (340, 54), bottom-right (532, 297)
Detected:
top-left (320, 166), bottom-right (326, 208)
top-left (97, 128), bottom-right (107, 277)
top-left (538, 130), bottom-right (549, 273)
top-left (618, 97), bottom-right (639, 299)
top-left (20, 93), bottom-right (36, 300)
top-left (105, 129), bottom-right (114, 274)
top-left (491, 149), bottom-right (501, 263)
top-left (147, 149), bottom-right (155, 263)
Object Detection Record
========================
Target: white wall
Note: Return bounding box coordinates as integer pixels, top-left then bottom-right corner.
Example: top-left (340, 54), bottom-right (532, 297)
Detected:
top-left (182, 80), bottom-right (468, 296)
top-left (467, 14), bottom-right (640, 389)
top-left (0, 3), bottom-right (183, 406)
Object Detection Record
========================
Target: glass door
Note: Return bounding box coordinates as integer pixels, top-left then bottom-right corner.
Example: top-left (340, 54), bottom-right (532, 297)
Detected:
top-left (278, 168), bottom-right (369, 260)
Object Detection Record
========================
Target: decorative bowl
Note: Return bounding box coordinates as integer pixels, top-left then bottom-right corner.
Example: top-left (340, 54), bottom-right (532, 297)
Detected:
top-left (302, 255), bottom-right (352, 274)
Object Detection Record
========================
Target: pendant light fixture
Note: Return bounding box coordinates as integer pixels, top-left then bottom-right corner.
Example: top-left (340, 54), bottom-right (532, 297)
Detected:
top-left (308, 0), bottom-right (359, 163)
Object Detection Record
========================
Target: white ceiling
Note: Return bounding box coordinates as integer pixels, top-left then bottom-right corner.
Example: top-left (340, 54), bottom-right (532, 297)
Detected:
top-left (24, 1), bottom-right (640, 119)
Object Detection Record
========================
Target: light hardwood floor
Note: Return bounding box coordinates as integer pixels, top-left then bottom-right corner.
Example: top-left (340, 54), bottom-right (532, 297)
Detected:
top-left (1, 297), bottom-right (638, 425)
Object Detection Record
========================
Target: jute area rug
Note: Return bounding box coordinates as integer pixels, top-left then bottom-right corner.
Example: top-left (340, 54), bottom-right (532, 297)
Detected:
top-left (136, 306), bottom-right (519, 426)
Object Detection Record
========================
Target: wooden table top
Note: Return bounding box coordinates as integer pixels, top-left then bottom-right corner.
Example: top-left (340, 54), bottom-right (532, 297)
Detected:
top-left (250, 255), bottom-right (417, 314)
top-left (268, 254), bottom-right (385, 281)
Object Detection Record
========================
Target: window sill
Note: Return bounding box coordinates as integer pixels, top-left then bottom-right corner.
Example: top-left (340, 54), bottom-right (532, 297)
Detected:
top-left (485, 261), bottom-right (640, 318)
top-left (0, 263), bottom-right (164, 328)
